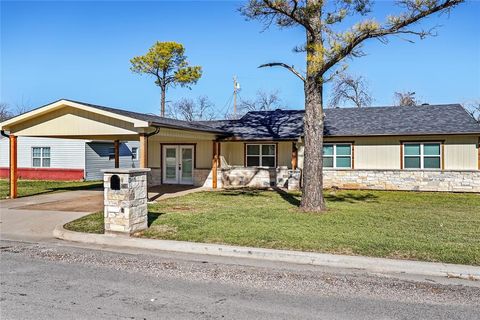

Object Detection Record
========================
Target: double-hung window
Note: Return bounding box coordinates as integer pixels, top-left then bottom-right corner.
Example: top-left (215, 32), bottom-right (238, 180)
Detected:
top-left (32, 147), bottom-right (51, 167)
top-left (403, 142), bottom-right (441, 169)
top-left (246, 144), bottom-right (276, 167)
top-left (323, 143), bottom-right (352, 169)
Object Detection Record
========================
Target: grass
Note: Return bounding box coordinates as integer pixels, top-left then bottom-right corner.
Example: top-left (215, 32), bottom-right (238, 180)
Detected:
top-left (64, 189), bottom-right (480, 265)
top-left (0, 179), bottom-right (102, 199)
top-left (64, 211), bottom-right (105, 234)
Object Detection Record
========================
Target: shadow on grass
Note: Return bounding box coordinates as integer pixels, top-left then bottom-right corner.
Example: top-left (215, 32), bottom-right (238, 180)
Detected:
top-left (217, 188), bottom-right (264, 197)
top-left (273, 187), bottom-right (378, 207)
top-left (147, 212), bottom-right (165, 227)
top-left (273, 187), bottom-right (301, 206)
top-left (50, 182), bottom-right (103, 192)
top-left (325, 192), bottom-right (378, 203)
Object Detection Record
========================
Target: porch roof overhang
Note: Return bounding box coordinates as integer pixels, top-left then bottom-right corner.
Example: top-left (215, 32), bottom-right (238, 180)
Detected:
top-left (0, 99), bottom-right (223, 140)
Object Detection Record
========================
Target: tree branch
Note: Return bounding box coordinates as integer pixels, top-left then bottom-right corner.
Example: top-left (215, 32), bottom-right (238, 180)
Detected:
top-left (258, 62), bottom-right (306, 83)
top-left (321, 0), bottom-right (463, 74)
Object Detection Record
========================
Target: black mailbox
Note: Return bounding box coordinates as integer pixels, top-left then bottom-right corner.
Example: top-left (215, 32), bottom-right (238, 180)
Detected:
top-left (110, 174), bottom-right (121, 190)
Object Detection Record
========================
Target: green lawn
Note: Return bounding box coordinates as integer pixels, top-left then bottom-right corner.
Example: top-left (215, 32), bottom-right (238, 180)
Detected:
top-left (0, 179), bottom-right (102, 199)
top-left (64, 189), bottom-right (480, 265)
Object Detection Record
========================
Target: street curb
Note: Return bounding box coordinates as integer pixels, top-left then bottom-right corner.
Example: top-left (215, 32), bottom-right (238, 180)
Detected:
top-left (54, 225), bottom-right (480, 281)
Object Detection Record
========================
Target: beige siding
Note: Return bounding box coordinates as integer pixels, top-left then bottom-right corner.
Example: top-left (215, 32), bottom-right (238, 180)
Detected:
top-left (220, 141), bottom-right (293, 168)
top-left (10, 107), bottom-right (139, 137)
top-left (147, 130), bottom-right (216, 169)
top-left (297, 135), bottom-right (479, 171)
top-left (444, 136), bottom-right (478, 170)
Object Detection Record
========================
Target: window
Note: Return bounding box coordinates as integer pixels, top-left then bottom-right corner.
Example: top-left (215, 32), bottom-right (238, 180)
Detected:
top-left (108, 147), bottom-right (115, 160)
top-left (32, 147), bottom-right (51, 167)
top-left (131, 147), bottom-right (138, 160)
top-left (403, 142), bottom-right (441, 169)
top-left (246, 144), bottom-right (276, 167)
top-left (323, 143), bottom-right (352, 168)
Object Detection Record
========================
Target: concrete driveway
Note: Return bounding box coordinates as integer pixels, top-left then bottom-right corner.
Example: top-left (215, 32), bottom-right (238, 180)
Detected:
top-left (0, 190), bottom-right (103, 242)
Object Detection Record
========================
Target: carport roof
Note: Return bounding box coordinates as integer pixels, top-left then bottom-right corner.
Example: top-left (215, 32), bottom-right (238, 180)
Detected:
top-left (55, 99), bottom-right (226, 133)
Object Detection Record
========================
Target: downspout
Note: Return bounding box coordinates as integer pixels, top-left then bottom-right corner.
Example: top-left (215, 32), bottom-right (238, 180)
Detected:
top-left (1, 130), bottom-right (9, 138)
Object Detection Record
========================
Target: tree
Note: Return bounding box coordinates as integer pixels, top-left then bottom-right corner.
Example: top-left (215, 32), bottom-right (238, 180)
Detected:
top-left (167, 96), bottom-right (216, 121)
top-left (329, 73), bottom-right (372, 108)
top-left (0, 103), bottom-right (12, 122)
top-left (241, 0), bottom-right (464, 212)
top-left (239, 90), bottom-right (283, 112)
top-left (462, 101), bottom-right (480, 123)
top-left (130, 41), bottom-right (202, 116)
top-left (394, 91), bottom-right (420, 107)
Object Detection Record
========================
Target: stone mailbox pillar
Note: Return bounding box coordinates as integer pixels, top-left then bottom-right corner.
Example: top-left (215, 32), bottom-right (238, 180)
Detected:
top-left (102, 168), bottom-right (151, 236)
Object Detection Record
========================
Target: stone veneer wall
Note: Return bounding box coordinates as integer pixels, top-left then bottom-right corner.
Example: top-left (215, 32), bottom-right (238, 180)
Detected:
top-left (220, 167), bottom-right (290, 188)
top-left (147, 168), bottom-right (162, 187)
top-left (103, 169), bottom-right (149, 235)
top-left (323, 169), bottom-right (480, 192)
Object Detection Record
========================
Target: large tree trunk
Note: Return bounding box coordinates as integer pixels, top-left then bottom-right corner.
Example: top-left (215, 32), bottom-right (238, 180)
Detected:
top-left (300, 4), bottom-right (326, 212)
top-left (300, 76), bottom-right (326, 212)
top-left (160, 85), bottom-right (166, 117)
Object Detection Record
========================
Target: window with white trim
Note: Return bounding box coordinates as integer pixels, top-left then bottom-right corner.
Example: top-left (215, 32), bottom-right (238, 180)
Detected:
top-left (403, 142), bottom-right (441, 169)
top-left (323, 143), bottom-right (352, 168)
top-left (131, 147), bottom-right (138, 160)
top-left (32, 147), bottom-right (51, 168)
top-left (246, 144), bottom-right (276, 167)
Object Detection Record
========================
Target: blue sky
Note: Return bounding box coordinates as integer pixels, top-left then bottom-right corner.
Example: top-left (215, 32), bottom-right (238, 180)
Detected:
top-left (1, 0), bottom-right (479, 117)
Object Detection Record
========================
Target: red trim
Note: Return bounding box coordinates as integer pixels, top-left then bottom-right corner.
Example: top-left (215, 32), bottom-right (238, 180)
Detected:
top-left (0, 168), bottom-right (84, 181)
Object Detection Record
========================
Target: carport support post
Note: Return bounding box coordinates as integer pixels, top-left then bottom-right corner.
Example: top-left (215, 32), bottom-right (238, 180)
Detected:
top-left (114, 140), bottom-right (120, 168)
top-left (139, 133), bottom-right (148, 168)
top-left (9, 134), bottom-right (17, 199)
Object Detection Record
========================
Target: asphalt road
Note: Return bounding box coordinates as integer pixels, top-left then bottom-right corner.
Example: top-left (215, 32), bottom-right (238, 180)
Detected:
top-left (1, 240), bottom-right (479, 320)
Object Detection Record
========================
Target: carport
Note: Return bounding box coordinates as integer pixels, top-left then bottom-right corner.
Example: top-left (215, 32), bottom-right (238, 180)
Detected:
top-left (0, 99), bottom-right (223, 198)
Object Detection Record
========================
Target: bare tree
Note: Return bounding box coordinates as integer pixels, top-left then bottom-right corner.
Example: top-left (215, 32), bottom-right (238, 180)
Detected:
top-left (329, 74), bottom-right (372, 108)
top-left (462, 100), bottom-right (480, 123)
top-left (0, 103), bottom-right (13, 122)
top-left (241, 0), bottom-right (464, 212)
top-left (239, 90), bottom-right (283, 112)
top-left (168, 96), bottom-right (216, 121)
top-left (394, 91), bottom-right (420, 107)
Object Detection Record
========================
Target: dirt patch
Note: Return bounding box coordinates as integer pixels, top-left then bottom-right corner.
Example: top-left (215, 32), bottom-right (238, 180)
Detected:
top-left (13, 195), bottom-right (103, 212)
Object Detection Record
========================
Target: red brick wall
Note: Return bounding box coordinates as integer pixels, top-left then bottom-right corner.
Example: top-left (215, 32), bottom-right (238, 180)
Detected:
top-left (0, 168), bottom-right (84, 181)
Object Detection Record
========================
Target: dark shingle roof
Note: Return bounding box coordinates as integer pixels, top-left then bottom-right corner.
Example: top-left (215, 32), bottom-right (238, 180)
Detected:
top-left (63, 99), bottom-right (225, 133)
top-left (52, 100), bottom-right (480, 139)
top-left (203, 104), bottom-right (480, 140)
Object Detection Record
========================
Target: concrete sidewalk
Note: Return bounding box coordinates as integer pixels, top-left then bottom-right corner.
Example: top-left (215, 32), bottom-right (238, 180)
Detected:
top-left (54, 224), bottom-right (480, 281)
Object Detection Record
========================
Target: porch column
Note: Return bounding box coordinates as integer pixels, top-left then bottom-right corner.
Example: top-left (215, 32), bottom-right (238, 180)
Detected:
top-left (291, 142), bottom-right (298, 170)
top-left (139, 133), bottom-right (148, 168)
top-left (9, 134), bottom-right (17, 199)
top-left (114, 140), bottom-right (120, 168)
top-left (212, 141), bottom-right (219, 189)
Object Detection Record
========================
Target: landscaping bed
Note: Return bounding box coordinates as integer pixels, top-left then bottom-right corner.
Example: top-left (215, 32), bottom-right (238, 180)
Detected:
top-left (0, 179), bottom-right (102, 199)
top-left (64, 189), bottom-right (480, 265)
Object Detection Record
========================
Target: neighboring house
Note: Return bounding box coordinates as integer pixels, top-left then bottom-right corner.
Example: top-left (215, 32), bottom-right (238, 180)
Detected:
top-left (1, 99), bottom-right (479, 193)
top-left (0, 136), bottom-right (139, 180)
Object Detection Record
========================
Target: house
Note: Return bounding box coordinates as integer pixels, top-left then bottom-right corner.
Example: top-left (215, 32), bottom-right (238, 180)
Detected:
top-left (1, 99), bottom-right (479, 198)
top-left (0, 136), bottom-right (139, 181)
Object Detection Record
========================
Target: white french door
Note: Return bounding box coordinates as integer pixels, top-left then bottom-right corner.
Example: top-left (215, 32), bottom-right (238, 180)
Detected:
top-left (162, 145), bottom-right (194, 185)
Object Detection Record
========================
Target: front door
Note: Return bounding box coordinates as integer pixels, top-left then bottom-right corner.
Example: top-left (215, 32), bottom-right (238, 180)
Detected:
top-left (162, 145), bottom-right (194, 185)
